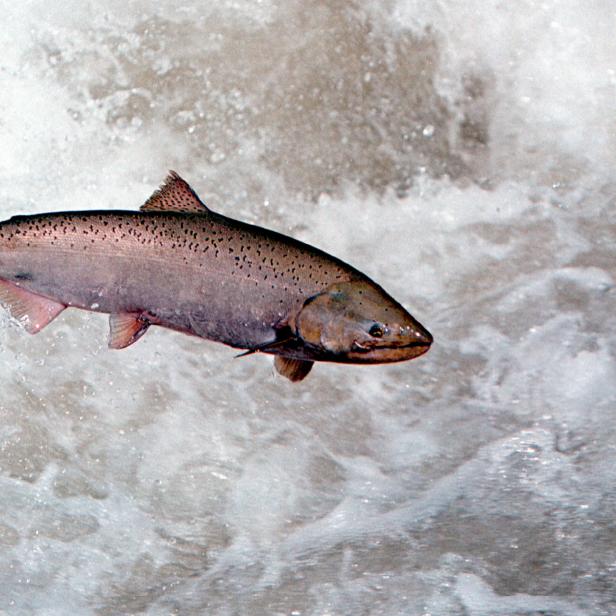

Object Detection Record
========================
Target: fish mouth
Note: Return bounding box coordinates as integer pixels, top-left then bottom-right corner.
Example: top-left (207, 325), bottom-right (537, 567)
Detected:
top-left (348, 336), bottom-right (432, 363)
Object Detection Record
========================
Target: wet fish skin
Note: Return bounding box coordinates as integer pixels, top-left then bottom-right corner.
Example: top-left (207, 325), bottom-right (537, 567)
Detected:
top-left (0, 210), bottom-right (357, 348)
top-left (0, 173), bottom-right (431, 381)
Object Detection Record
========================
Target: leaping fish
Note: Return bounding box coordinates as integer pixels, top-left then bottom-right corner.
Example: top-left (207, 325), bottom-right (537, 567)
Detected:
top-left (0, 172), bottom-right (432, 382)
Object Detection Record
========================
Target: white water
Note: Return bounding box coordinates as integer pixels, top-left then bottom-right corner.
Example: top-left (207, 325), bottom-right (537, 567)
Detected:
top-left (0, 1), bottom-right (615, 614)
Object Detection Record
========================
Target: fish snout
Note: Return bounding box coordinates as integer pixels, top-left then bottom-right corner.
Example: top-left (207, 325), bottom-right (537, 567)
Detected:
top-left (380, 317), bottom-right (432, 361)
top-left (401, 320), bottom-right (433, 347)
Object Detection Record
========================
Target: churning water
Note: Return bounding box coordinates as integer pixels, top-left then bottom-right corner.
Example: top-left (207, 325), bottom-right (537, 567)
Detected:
top-left (0, 1), bottom-right (615, 614)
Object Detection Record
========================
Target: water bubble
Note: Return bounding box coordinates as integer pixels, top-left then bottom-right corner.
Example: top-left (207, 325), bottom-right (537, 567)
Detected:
top-left (210, 150), bottom-right (226, 164)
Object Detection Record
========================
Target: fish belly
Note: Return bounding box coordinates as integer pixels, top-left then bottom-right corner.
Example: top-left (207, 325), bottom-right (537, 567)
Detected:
top-left (0, 245), bottom-right (281, 349)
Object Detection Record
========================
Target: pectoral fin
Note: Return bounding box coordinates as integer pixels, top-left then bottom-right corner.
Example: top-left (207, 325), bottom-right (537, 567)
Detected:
top-left (108, 313), bottom-right (150, 349)
top-left (0, 279), bottom-right (65, 334)
top-left (274, 356), bottom-right (314, 382)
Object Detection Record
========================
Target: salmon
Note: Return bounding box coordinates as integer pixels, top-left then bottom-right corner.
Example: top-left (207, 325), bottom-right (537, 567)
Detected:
top-left (0, 172), bottom-right (431, 381)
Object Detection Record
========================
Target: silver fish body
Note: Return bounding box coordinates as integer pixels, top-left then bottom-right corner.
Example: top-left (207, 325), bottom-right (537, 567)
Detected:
top-left (0, 173), bottom-right (431, 381)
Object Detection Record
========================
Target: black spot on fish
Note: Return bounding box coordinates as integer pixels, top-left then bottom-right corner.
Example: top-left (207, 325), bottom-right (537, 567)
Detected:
top-left (14, 272), bottom-right (33, 281)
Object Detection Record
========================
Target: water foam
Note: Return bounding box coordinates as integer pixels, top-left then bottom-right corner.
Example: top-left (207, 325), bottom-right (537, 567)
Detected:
top-left (0, 1), bottom-right (615, 614)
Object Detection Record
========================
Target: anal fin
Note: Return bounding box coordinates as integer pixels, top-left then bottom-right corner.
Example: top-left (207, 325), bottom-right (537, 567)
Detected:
top-left (274, 356), bottom-right (314, 382)
top-left (109, 313), bottom-right (150, 349)
top-left (0, 279), bottom-right (65, 334)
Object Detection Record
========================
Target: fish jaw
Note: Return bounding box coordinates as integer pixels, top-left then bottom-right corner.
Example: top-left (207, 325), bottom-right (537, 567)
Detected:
top-left (344, 320), bottom-right (432, 363)
top-left (345, 337), bottom-right (432, 363)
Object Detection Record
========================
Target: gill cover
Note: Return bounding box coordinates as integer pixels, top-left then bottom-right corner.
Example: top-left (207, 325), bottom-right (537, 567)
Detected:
top-left (295, 282), bottom-right (360, 354)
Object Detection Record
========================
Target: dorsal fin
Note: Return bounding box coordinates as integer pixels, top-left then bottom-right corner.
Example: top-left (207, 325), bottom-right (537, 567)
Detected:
top-left (140, 171), bottom-right (211, 214)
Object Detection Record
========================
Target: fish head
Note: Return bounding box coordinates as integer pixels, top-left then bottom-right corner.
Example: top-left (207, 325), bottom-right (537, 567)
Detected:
top-left (294, 280), bottom-right (432, 363)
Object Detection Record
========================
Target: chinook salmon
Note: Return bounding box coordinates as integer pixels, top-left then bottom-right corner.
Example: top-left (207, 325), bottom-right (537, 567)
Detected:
top-left (0, 172), bottom-right (431, 381)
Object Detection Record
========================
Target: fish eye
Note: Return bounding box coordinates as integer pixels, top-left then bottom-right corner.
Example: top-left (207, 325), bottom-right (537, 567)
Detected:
top-left (369, 323), bottom-right (384, 338)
